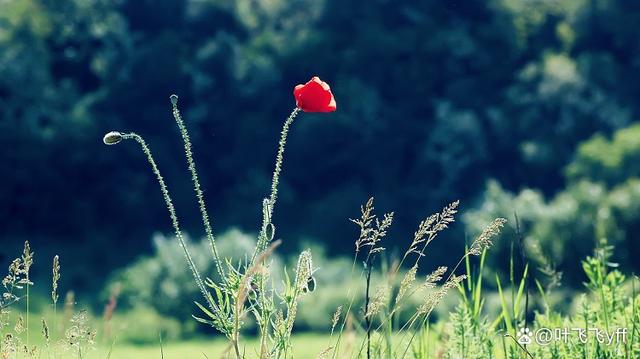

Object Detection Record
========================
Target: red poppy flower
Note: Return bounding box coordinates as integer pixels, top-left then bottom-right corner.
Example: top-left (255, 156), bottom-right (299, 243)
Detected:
top-left (293, 76), bottom-right (337, 113)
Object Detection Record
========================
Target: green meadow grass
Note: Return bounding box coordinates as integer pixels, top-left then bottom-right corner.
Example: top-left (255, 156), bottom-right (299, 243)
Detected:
top-left (89, 335), bottom-right (329, 359)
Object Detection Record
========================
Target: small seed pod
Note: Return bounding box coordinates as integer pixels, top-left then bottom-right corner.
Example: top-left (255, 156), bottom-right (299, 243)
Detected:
top-left (103, 131), bottom-right (123, 145)
top-left (302, 276), bottom-right (316, 293)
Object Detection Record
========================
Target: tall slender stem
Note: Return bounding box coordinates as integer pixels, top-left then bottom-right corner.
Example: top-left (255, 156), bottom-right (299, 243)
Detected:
top-left (121, 132), bottom-right (216, 313)
top-left (249, 107), bottom-right (300, 357)
top-left (364, 256), bottom-right (373, 359)
top-left (26, 280), bottom-right (29, 349)
top-left (253, 107), bottom-right (301, 261)
top-left (170, 95), bottom-right (224, 280)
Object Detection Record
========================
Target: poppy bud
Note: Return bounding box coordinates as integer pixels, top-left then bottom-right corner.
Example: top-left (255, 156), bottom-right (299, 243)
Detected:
top-left (103, 131), bottom-right (123, 145)
top-left (170, 94), bottom-right (179, 107)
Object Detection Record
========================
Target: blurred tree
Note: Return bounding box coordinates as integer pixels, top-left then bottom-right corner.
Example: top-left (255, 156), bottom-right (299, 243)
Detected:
top-left (1, 0), bottom-right (639, 295)
top-left (466, 124), bottom-right (640, 286)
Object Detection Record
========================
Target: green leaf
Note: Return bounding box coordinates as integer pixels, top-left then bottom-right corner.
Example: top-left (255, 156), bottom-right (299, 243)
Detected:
top-left (195, 301), bottom-right (216, 320)
top-left (514, 264), bottom-right (529, 320)
top-left (192, 315), bottom-right (215, 327)
top-left (496, 274), bottom-right (514, 335)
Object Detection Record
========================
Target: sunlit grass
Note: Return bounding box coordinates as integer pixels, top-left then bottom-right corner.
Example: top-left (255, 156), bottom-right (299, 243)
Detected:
top-left (86, 335), bottom-right (330, 359)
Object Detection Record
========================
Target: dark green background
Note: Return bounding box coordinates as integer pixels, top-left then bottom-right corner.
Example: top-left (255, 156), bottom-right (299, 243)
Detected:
top-left (1, 0), bottom-right (639, 296)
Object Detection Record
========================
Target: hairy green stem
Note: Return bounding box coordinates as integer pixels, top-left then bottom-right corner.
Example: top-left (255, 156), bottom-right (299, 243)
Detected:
top-left (170, 96), bottom-right (224, 280)
top-left (253, 107), bottom-right (301, 261)
top-left (121, 132), bottom-right (216, 313)
top-left (246, 108), bottom-right (300, 357)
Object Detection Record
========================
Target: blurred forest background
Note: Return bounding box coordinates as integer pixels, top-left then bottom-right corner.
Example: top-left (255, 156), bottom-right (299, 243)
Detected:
top-left (2, 0), bottom-right (640, 331)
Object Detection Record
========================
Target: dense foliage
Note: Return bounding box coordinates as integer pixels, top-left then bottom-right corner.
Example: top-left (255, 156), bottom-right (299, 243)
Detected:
top-left (465, 124), bottom-right (640, 285)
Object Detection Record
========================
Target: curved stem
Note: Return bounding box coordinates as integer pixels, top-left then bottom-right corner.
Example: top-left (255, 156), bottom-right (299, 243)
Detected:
top-left (247, 107), bottom-right (300, 357)
top-left (121, 132), bottom-right (215, 313)
top-left (170, 98), bottom-right (224, 280)
top-left (253, 107), bottom-right (300, 261)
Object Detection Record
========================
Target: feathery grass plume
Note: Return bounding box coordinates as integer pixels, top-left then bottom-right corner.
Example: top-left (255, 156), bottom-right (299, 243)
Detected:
top-left (351, 197), bottom-right (394, 255)
top-left (2, 259), bottom-right (23, 308)
top-left (469, 218), bottom-right (507, 256)
top-left (333, 197), bottom-right (393, 359)
top-left (14, 316), bottom-right (24, 334)
top-left (418, 274), bottom-right (467, 316)
top-left (352, 197), bottom-right (376, 254)
top-left (331, 306), bottom-right (343, 334)
top-left (51, 255), bottom-right (60, 305)
top-left (21, 242), bottom-right (33, 278)
top-left (444, 274), bottom-right (467, 290)
top-left (396, 266), bottom-right (417, 304)
top-left (365, 285), bottom-right (389, 318)
top-left (319, 306), bottom-right (342, 359)
top-left (104, 131), bottom-right (215, 313)
top-left (350, 197), bottom-right (392, 359)
top-left (424, 266), bottom-right (448, 289)
top-left (170, 95), bottom-right (224, 280)
top-left (404, 201), bottom-right (459, 264)
top-left (64, 310), bottom-right (96, 357)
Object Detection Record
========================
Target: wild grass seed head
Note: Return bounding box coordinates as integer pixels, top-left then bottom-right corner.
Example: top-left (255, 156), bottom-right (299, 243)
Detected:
top-left (396, 266), bottom-right (418, 304)
top-left (351, 197), bottom-right (394, 255)
top-left (351, 197), bottom-right (376, 253)
top-left (65, 310), bottom-right (96, 351)
top-left (14, 316), bottom-right (24, 334)
top-left (405, 201), bottom-right (459, 259)
top-left (331, 305), bottom-right (343, 333)
top-left (469, 218), bottom-right (507, 256)
top-left (365, 285), bottom-right (389, 318)
top-left (52, 255), bottom-right (60, 305)
top-left (418, 274), bottom-right (466, 315)
top-left (2, 259), bottom-right (22, 291)
top-left (21, 241), bottom-right (33, 278)
top-left (424, 266), bottom-right (448, 289)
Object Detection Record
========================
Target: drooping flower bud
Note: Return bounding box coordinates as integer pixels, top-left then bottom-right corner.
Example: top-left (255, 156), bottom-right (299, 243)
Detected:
top-left (103, 131), bottom-right (123, 145)
top-left (170, 94), bottom-right (179, 107)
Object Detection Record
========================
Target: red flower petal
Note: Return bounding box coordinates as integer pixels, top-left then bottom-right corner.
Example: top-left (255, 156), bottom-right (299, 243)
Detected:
top-left (293, 76), bottom-right (337, 113)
